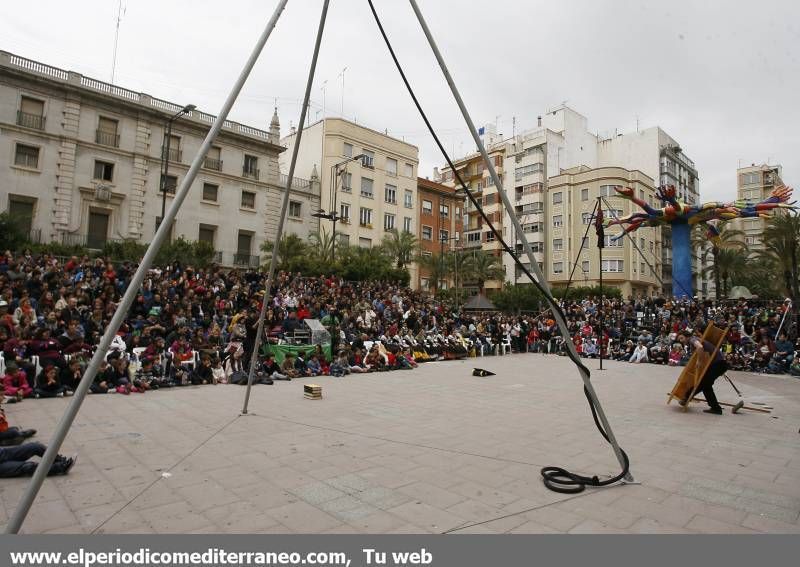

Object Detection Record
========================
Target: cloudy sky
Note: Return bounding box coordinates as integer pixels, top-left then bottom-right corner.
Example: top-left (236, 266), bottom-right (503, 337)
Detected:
top-left (3, 0), bottom-right (798, 199)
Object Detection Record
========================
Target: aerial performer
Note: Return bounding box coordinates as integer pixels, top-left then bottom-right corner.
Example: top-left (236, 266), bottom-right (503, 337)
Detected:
top-left (603, 184), bottom-right (795, 298)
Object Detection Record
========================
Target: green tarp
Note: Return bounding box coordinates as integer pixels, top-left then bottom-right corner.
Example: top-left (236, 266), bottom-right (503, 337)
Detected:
top-left (260, 343), bottom-right (332, 364)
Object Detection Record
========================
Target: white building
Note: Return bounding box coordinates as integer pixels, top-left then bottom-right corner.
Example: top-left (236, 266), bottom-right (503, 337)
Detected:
top-left (279, 117), bottom-right (419, 283)
top-left (597, 127), bottom-right (701, 296)
top-left (502, 106), bottom-right (598, 283)
top-left (0, 50), bottom-right (320, 267)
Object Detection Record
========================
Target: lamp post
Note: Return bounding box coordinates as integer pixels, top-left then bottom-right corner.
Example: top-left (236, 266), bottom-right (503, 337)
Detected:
top-left (311, 154), bottom-right (366, 262)
top-left (160, 104), bottom-right (196, 224)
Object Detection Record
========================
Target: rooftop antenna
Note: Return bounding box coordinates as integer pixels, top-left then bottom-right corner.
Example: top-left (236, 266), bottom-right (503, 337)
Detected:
top-left (111, 0), bottom-right (126, 83)
top-left (320, 79), bottom-right (327, 118)
top-left (337, 66), bottom-right (347, 116)
top-left (512, 116), bottom-right (516, 137)
top-left (636, 115), bottom-right (640, 133)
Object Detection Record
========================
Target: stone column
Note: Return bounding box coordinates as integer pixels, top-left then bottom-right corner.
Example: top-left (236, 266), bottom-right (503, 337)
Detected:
top-left (53, 95), bottom-right (80, 236)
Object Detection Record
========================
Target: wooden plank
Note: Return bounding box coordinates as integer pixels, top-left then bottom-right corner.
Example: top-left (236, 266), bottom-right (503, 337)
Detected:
top-left (667, 322), bottom-right (729, 409)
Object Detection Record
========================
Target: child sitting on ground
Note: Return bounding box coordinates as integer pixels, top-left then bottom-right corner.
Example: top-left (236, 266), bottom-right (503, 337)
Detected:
top-left (2, 362), bottom-right (33, 402)
top-left (211, 357), bottom-right (226, 384)
top-left (306, 353), bottom-right (322, 376)
top-left (280, 353), bottom-right (301, 379)
top-left (668, 343), bottom-right (684, 366)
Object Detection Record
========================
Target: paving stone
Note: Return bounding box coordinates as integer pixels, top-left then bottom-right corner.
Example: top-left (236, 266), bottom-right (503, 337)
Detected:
top-left (685, 515), bottom-right (760, 534)
top-left (263, 500), bottom-right (342, 533)
top-left (741, 513), bottom-right (800, 533)
top-left (386, 501), bottom-right (467, 533)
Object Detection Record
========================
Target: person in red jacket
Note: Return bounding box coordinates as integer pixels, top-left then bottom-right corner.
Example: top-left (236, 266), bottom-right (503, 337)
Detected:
top-left (3, 361), bottom-right (33, 401)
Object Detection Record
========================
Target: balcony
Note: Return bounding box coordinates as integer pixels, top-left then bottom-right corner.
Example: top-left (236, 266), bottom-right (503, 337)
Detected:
top-left (211, 251), bottom-right (223, 264)
top-left (233, 253), bottom-right (260, 268)
top-left (161, 146), bottom-right (182, 162)
top-left (203, 157), bottom-right (223, 171)
top-left (16, 111), bottom-right (45, 130)
top-left (96, 129), bottom-right (120, 148)
top-left (243, 167), bottom-right (260, 180)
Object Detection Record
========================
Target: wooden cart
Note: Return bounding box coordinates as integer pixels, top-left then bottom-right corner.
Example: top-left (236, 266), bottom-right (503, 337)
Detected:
top-left (667, 322), bottom-right (729, 410)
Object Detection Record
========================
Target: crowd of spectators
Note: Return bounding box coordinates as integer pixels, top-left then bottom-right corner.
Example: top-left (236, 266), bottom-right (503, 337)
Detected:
top-left (1, 250), bottom-right (798, 404)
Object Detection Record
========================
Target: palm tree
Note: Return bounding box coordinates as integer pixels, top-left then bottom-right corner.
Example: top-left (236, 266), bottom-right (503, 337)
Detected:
top-left (693, 223), bottom-right (744, 299)
top-left (308, 227), bottom-right (336, 264)
top-left (381, 228), bottom-right (418, 268)
top-left (417, 251), bottom-right (450, 293)
top-left (712, 248), bottom-right (747, 298)
top-left (463, 250), bottom-right (504, 294)
top-left (762, 212), bottom-right (800, 298)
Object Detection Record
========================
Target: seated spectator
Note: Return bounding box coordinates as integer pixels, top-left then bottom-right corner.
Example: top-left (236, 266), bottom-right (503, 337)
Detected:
top-left (3, 361), bottom-right (33, 402)
top-left (211, 357), bottom-right (226, 384)
top-left (280, 353), bottom-right (301, 379)
top-left (191, 355), bottom-right (214, 385)
top-left (629, 340), bottom-right (649, 364)
top-left (0, 442), bottom-right (76, 478)
top-left (329, 351), bottom-right (351, 377)
top-left (35, 365), bottom-right (69, 398)
top-left (0, 404), bottom-right (36, 447)
top-left (306, 353), bottom-right (322, 376)
top-left (60, 358), bottom-right (83, 392)
top-left (262, 353), bottom-right (288, 381)
top-left (668, 344), bottom-right (684, 366)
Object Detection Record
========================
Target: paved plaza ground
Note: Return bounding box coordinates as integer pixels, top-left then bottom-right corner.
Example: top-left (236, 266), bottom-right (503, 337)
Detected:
top-left (1, 354), bottom-right (799, 534)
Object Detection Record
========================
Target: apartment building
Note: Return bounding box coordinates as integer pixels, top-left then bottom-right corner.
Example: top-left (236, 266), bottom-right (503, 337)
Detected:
top-left (597, 127), bottom-right (700, 296)
top-left (416, 177), bottom-right (463, 291)
top-left (733, 162), bottom-right (783, 251)
top-left (0, 50), bottom-right (320, 267)
top-left (546, 166), bottom-right (661, 298)
top-left (280, 117), bottom-right (419, 285)
top-left (437, 134), bottom-right (507, 294)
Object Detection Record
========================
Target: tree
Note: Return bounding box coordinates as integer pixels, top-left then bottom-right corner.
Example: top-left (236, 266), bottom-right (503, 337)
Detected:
top-left (381, 229), bottom-right (418, 268)
top-left (261, 233), bottom-right (311, 273)
top-left (694, 223), bottom-right (745, 300)
top-left (463, 250), bottom-right (504, 294)
top-left (0, 212), bottom-right (29, 251)
top-left (308, 227), bottom-right (336, 264)
top-left (416, 251), bottom-right (450, 293)
top-left (762, 212), bottom-right (800, 299)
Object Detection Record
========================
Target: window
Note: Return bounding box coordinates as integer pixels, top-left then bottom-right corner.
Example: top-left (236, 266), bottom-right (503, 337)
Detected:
top-left (202, 183), bottom-right (219, 202)
top-left (341, 172), bottom-right (352, 191)
top-left (641, 262), bottom-right (646, 274)
top-left (553, 262), bottom-right (564, 274)
top-left (745, 236), bottom-right (757, 245)
top-left (602, 259), bottom-right (624, 272)
top-left (14, 144), bottom-right (39, 168)
top-left (8, 197), bottom-right (35, 234)
top-left (289, 201), bottom-right (302, 218)
top-left (552, 215), bottom-right (563, 227)
top-left (386, 157), bottom-right (397, 177)
top-left (18, 96), bottom-right (45, 129)
top-left (93, 160), bottom-right (114, 182)
top-left (740, 172), bottom-right (760, 186)
top-left (552, 192), bottom-right (563, 204)
top-left (553, 238), bottom-right (563, 251)
top-left (456, 207), bottom-right (461, 217)
top-left (359, 237), bottom-right (372, 248)
top-left (360, 177), bottom-right (374, 198)
top-left (467, 232), bottom-right (481, 244)
top-left (603, 234), bottom-right (623, 248)
top-left (581, 237), bottom-right (589, 249)
top-left (422, 199), bottom-right (433, 214)
top-left (422, 225), bottom-right (433, 240)
top-left (198, 225), bottom-right (216, 245)
top-left (96, 117), bottom-right (119, 147)
top-left (638, 189), bottom-right (645, 200)
top-left (237, 231), bottom-right (253, 255)
top-left (404, 163), bottom-right (414, 177)
top-left (514, 163), bottom-right (544, 181)
top-left (361, 149), bottom-right (374, 168)
top-left (343, 142), bottom-right (353, 158)
top-left (241, 190), bottom-right (256, 209)
top-left (243, 154), bottom-right (259, 179)
top-left (338, 234), bottom-right (350, 246)
top-left (359, 207), bottom-right (372, 226)
top-left (649, 241), bottom-right (654, 253)
top-left (384, 184), bottom-right (397, 204)
top-left (204, 146), bottom-right (222, 171)
top-left (440, 229), bottom-right (449, 242)
top-left (403, 216), bottom-right (412, 233)
top-left (384, 213), bottom-right (395, 231)
top-left (582, 260), bottom-right (590, 273)
top-left (581, 188), bottom-right (589, 201)
top-left (340, 203), bottom-right (350, 221)
top-left (160, 174), bottom-right (177, 195)
top-left (440, 204), bottom-right (450, 218)
top-left (485, 231), bottom-right (496, 242)
top-left (404, 190), bottom-right (413, 208)
top-left (582, 212), bottom-right (593, 224)
top-left (599, 185), bottom-right (618, 197)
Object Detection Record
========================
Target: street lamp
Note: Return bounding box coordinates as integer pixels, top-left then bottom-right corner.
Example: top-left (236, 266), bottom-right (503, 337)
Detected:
top-left (160, 104), bottom-right (196, 224)
top-left (311, 154), bottom-right (366, 261)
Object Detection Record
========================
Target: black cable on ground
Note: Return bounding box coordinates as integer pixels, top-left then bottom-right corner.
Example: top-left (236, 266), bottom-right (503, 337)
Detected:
top-left (366, 0), bottom-right (629, 493)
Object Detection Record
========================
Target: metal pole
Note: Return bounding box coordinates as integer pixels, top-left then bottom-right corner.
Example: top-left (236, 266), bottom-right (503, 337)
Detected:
top-left (241, 0), bottom-right (330, 415)
top-left (598, 198), bottom-right (604, 371)
top-left (5, 0), bottom-right (290, 534)
top-left (408, 0), bottom-right (632, 481)
top-left (161, 121), bottom-right (171, 220)
top-left (332, 165), bottom-right (339, 262)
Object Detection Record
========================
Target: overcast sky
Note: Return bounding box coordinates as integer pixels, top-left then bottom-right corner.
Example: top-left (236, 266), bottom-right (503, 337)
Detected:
top-left (3, 0), bottom-right (798, 200)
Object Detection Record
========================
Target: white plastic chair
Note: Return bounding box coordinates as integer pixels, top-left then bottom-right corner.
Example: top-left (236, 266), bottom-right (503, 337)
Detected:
top-left (500, 336), bottom-right (512, 355)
